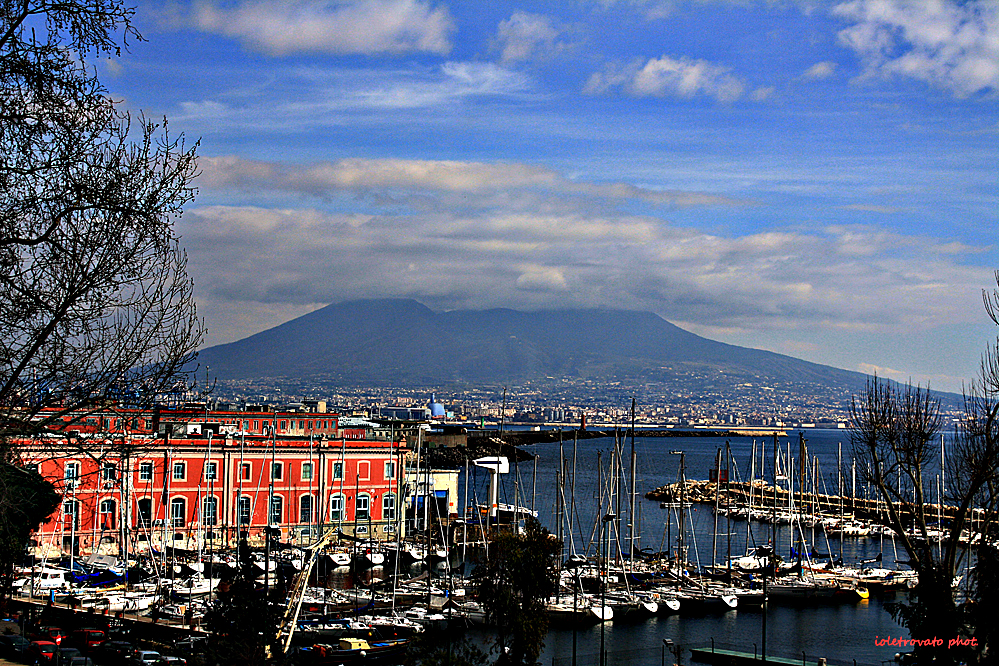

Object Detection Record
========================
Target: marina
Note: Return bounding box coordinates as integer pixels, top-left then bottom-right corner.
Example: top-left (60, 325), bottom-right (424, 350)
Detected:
top-left (8, 427), bottom-right (937, 665)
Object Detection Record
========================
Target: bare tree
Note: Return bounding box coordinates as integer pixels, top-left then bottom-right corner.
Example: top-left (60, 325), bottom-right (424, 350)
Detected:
top-left (850, 275), bottom-right (999, 663)
top-left (0, 1), bottom-right (203, 456)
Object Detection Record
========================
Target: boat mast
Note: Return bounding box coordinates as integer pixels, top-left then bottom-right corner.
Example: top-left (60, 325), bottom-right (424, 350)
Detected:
top-left (726, 440), bottom-right (733, 580)
top-left (629, 397), bottom-right (637, 561)
top-left (712, 447), bottom-right (721, 569)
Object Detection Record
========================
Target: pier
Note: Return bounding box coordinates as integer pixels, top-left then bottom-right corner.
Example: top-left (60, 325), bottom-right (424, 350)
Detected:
top-left (645, 479), bottom-right (972, 527)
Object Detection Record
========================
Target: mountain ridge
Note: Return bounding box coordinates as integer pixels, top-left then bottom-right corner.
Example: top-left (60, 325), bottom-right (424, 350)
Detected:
top-left (195, 298), bottom-right (869, 392)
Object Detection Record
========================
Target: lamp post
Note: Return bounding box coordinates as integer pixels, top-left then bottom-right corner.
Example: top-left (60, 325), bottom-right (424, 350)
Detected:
top-left (600, 511), bottom-right (615, 666)
top-left (757, 544), bottom-right (774, 665)
top-left (663, 638), bottom-right (682, 666)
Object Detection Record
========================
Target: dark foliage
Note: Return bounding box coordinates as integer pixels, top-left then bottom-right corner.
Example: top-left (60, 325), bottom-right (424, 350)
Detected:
top-left (0, 463), bottom-right (60, 606)
top-left (405, 633), bottom-right (491, 666)
top-left (203, 539), bottom-right (280, 666)
top-left (474, 517), bottom-right (562, 665)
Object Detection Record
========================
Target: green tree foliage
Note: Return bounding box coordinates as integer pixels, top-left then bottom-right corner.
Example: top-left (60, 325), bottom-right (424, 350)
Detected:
top-left (203, 539), bottom-right (280, 666)
top-left (0, 463), bottom-right (59, 605)
top-left (405, 633), bottom-right (490, 666)
top-left (475, 517), bottom-right (562, 665)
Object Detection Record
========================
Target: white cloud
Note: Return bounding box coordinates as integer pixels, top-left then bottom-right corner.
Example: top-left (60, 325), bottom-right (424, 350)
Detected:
top-left (586, 55), bottom-right (747, 102)
top-left (190, 0), bottom-right (454, 56)
top-left (440, 61), bottom-right (532, 95)
top-left (834, 0), bottom-right (999, 96)
top-left (181, 158), bottom-right (995, 360)
top-left (804, 60), bottom-right (837, 79)
top-left (198, 155), bottom-right (743, 208)
top-left (496, 12), bottom-right (563, 63)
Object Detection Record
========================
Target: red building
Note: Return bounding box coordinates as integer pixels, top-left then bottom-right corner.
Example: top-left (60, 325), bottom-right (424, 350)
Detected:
top-left (17, 407), bottom-right (409, 558)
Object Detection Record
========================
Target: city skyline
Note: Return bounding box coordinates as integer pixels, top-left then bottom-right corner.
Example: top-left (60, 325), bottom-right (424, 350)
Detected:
top-left (110, 1), bottom-right (999, 393)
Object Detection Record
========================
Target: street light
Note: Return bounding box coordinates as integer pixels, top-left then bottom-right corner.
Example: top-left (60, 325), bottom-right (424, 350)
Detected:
top-left (757, 545), bottom-right (774, 665)
top-left (662, 638), bottom-right (682, 666)
top-left (600, 512), bottom-right (616, 666)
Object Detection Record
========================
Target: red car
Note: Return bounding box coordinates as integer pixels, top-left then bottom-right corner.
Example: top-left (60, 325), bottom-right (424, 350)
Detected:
top-left (28, 640), bottom-right (58, 664)
top-left (70, 629), bottom-right (107, 653)
top-left (28, 625), bottom-right (68, 645)
top-left (29, 625), bottom-right (67, 645)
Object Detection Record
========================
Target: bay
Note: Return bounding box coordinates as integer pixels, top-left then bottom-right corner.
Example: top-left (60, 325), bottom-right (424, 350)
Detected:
top-left (458, 428), bottom-right (915, 665)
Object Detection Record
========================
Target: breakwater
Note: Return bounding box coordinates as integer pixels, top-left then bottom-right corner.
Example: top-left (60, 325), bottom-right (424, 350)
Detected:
top-left (645, 478), bottom-right (967, 526)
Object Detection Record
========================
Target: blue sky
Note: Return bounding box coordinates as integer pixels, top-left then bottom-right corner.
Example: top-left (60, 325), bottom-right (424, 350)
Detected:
top-left (106, 0), bottom-right (998, 393)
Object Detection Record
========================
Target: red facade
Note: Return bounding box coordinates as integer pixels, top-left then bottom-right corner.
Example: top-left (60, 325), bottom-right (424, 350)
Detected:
top-left (18, 408), bottom-right (408, 557)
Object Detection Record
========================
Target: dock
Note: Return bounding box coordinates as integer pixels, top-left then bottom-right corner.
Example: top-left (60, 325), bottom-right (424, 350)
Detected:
top-left (690, 646), bottom-right (835, 666)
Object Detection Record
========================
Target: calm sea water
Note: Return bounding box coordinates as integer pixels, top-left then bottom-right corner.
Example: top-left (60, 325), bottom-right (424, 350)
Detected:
top-left (457, 429), bottom-right (916, 666)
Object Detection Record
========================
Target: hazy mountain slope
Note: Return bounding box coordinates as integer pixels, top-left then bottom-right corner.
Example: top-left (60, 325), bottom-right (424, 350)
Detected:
top-left (195, 298), bottom-right (865, 388)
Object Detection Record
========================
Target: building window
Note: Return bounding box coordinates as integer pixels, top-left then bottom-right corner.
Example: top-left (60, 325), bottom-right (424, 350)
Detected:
top-left (172, 461), bottom-right (186, 481)
top-left (139, 462), bottom-right (153, 481)
top-left (307, 420), bottom-right (313, 430)
top-left (301, 462), bottom-right (313, 481)
top-left (64, 462), bottom-right (80, 485)
top-left (137, 498), bottom-right (152, 527)
top-left (171, 498), bottom-right (186, 527)
top-left (358, 461), bottom-right (370, 481)
top-left (101, 462), bottom-right (117, 482)
top-left (272, 462), bottom-right (283, 481)
top-left (241, 463), bottom-right (251, 481)
top-left (384, 460), bottom-right (396, 480)
top-left (332, 461), bottom-right (343, 480)
top-left (355, 493), bottom-right (370, 521)
top-left (204, 462), bottom-right (218, 481)
top-left (202, 497), bottom-right (218, 526)
top-left (253, 420), bottom-right (260, 431)
top-left (269, 495), bottom-right (283, 525)
top-left (62, 500), bottom-right (79, 529)
top-left (299, 495), bottom-right (314, 523)
top-left (298, 420), bottom-right (304, 430)
top-left (330, 494), bottom-right (344, 522)
top-left (382, 493), bottom-right (396, 521)
top-left (279, 420), bottom-right (287, 431)
top-left (238, 496), bottom-right (251, 526)
top-left (99, 499), bottom-right (116, 529)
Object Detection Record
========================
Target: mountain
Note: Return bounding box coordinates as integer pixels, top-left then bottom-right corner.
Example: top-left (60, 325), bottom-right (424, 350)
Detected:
top-left (194, 298), bottom-right (869, 391)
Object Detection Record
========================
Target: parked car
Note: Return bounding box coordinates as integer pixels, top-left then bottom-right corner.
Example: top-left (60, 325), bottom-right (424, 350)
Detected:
top-left (128, 650), bottom-right (164, 666)
top-left (0, 634), bottom-right (32, 660)
top-left (28, 625), bottom-right (67, 645)
top-left (68, 657), bottom-right (96, 666)
top-left (160, 656), bottom-right (186, 666)
top-left (171, 636), bottom-right (206, 656)
top-left (69, 629), bottom-right (106, 653)
top-left (27, 640), bottom-right (58, 664)
top-left (57, 646), bottom-right (84, 663)
top-left (94, 640), bottom-right (134, 666)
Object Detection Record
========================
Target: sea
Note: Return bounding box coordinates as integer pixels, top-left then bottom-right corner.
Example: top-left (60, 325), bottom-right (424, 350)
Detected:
top-left (453, 428), bottom-right (927, 666)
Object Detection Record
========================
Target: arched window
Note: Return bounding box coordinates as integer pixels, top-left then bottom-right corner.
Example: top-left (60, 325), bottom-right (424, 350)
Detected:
top-left (355, 493), bottom-right (370, 521)
top-left (299, 495), bottom-right (314, 524)
top-left (269, 495), bottom-right (283, 525)
top-left (238, 496), bottom-right (251, 526)
top-left (382, 493), bottom-right (396, 522)
top-left (137, 498), bottom-right (152, 527)
top-left (170, 497), bottom-right (186, 527)
top-left (203, 496), bottom-right (218, 526)
top-left (330, 494), bottom-right (344, 522)
top-left (99, 499), bottom-right (116, 529)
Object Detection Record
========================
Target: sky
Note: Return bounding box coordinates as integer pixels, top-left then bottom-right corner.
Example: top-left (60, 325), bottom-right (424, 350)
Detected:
top-left (104, 0), bottom-right (998, 393)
